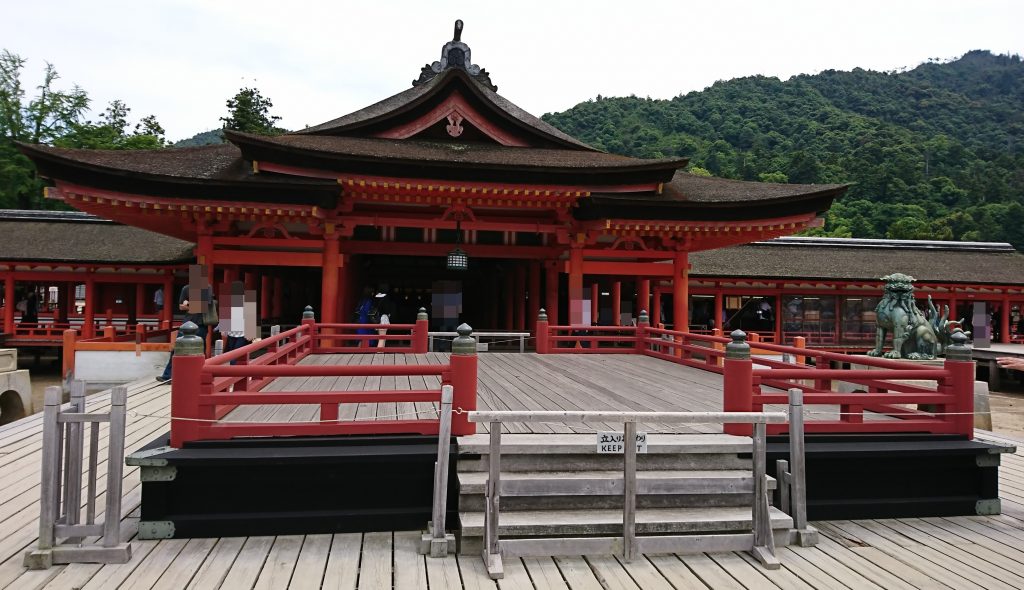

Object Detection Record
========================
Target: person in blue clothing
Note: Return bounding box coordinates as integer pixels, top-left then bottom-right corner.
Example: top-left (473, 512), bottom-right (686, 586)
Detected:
top-left (156, 267), bottom-right (213, 383)
top-left (355, 287), bottom-right (377, 346)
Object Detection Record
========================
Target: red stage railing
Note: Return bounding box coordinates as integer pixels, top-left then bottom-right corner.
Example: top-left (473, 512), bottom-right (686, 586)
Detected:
top-left (537, 312), bottom-right (976, 439)
top-left (169, 309), bottom-right (475, 448)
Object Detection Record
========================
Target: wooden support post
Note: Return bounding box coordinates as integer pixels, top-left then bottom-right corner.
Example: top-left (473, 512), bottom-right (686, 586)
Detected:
top-left (723, 330), bottom-right (753, 436)
top-left (711, 328), bottom-right (724, 367)
top-left (714, 290), bottom-right (724, 331)
top-left (103, 386), bottom-right (128, 548)
top-left (484, 421), bottom-right (504, 579)
top-left (623, 419), bottom-right (638, 562)
top-left (545, 261), bottom-right (559, 327)
top-left (944, 331), bottom-right (976, 438)
top-left (161, 276), bottom-right (173, 326)
top-left (260, 275), bottom-right (272, 320)
top-left (62, 329), bottom-right (76, 381)
top-left (568, 246), bottom-right (584, 326)
top-left (422, 385), bottom-right (456, 557)
top-left (414, 308), bottom-right (429, 354)
top-left (635, 310), bottom-right (649, 354)
top-left (3, 273), bottom-right (14, 334)
top-left (82, 278), bottom-right (96, 339)
top-left (169, 322), bottom-right (209, 448)
top-left (787, 388), bottom-right (817, 546)
top-left (449, 324), bottom-right (478, 436)
top-left (591, 282), bottom-right (599, 326)
top-left (612, 281), bottom-right (622, 326)
top-left (321, 234), bottom-right (340, 325)
top-left (652, 286), bottom-right (662, 328)
top-left (794, 336), bottom-right (807, 366)
top-left (673, 251), bottom-right (689, 332)
top-left (1001, 297), bottom-right (1011, 344)
top-left (536, 309), bottom-right (549, 354)
top-left (638, 279), bottom-right (650, 326)
top-left (750, 421), bottom-right (780, 569)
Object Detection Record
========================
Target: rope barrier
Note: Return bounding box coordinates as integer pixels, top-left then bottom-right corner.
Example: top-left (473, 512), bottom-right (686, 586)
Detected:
top-left (125, 406), bottom-right (1024, 426)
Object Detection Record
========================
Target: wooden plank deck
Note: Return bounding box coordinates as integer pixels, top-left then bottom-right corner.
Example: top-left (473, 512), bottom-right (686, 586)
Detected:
top-left (0, 353), bottom-right (1021, 589)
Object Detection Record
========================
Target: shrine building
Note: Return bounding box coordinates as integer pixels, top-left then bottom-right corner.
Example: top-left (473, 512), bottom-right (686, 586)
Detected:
top-left (9, 22), bottom-right (1024, 351)
top-left (14, 22), bottom-right (849, 337)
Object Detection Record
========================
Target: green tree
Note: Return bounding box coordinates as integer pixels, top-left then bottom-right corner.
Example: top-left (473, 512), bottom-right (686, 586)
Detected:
top-left (56, 99), bottom-right (166, 149)
top-left (220, 87), bottom-right (282, 135)
top-left (0, 49), bottom-right (89, 208)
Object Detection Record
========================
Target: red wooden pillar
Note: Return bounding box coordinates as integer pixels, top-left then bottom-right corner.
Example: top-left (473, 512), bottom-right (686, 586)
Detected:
top-left (612, 281), bottom-right (622, 326)
top-left (673, 252), bottom-right (689, 332)
top-left (714, 290), bottom-right (724, 332)
top-left (82, 277), bottom-right (96, 339)
top-left (1001, 296), bottom-right (1011, 344)
top-left (321, 234), bottom-right (340, 324)
top-left (134, 283), bottom-right (146, 321)
top-left (529, 261), bottom-right (541, 327)
top-left (515, 263), bottom-right (526, 332)
top-left (722, 334), bottom-right (753, 436)
top-left (568, 246), bottom-right (584, 326)
top-left (272, 277), bottom-right (283, 319)
top-left (243, 271), bottom-right (257, 292)
top-left (545, 261), bottom-right (559, 326)
top-left (3, 273), bottom-right (14, 334)
top-left (161, 276), bottom-right (174, 326)
top-left (591, 282), bottom-right (599, 326)
top-left (638, 279), bottom-right (650, 318)
top-left (652, 286), bottom-right (662, 327)
top-left (337, 254), bottom-right (350, 323)
top-left (504, 271), bottom-right (515, 330)
top-left (260, 275), bottom-right (272, 320)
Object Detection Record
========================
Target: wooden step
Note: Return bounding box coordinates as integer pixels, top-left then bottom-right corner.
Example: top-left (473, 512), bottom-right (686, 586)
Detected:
top-left (458, 469), bottom-right (775, 496)
top-left (458, 433), bottom-right (751, 455)
top-left (459, 453), bottom-right (751, 472)
top-left (459, 505), bottom-right (793, 539)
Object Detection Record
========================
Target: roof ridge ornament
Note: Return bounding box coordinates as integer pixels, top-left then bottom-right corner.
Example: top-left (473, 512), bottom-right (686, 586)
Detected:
top-left (413, 19), bottom-right (497, 92)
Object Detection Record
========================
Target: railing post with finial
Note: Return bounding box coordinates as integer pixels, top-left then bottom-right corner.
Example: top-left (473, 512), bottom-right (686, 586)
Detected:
top-left (170, 321), bottom-right (208, 447)
top-left (449, 323), bottom-right (478, 435)
top-left (943, 329), bottom-right (975, 438)
top-left (635, 310), bottom-right (649, 354)
top-left (302, 305), bottom-right (317, 355)
top-left (536, 309), bottom-right (549, 354)
top-left (414, 308), bottom-right (429, 354)
top-left (723, 329), bottom-right (753, 436)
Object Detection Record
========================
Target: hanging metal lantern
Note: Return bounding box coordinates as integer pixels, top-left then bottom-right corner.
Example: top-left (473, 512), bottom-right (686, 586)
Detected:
top-left (446, 217), bottom-right (469, 270)
top-left (446, 246), bottom-right (469, 271)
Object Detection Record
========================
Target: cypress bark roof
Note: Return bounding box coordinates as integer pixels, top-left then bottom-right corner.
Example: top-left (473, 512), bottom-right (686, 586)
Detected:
top-left (297, 68), bottom-right (594, 151)
top-left (690, 237), bottom-right (1024, 285)
top-left (0, 210), bottom-right (194, 264)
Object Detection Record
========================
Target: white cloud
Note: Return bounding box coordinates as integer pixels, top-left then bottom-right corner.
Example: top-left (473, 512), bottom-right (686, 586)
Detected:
top-left (3, 0), bottom-right (1021, 141)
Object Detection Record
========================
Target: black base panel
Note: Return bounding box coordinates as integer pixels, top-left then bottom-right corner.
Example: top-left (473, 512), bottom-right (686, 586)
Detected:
top-left (138, 432), bottom-right (458, 538)
top-left (764, 434), bottom-right (1007, 521)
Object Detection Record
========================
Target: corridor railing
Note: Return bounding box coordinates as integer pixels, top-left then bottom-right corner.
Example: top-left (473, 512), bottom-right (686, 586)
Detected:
top-left (169, 307), bottom-right (478, 447)
top-left (536, 309), bottom-right (976, 439)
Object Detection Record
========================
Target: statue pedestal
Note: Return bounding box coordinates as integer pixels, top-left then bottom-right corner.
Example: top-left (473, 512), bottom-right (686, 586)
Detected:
top-left (840, 358), bottom-right (991, 431)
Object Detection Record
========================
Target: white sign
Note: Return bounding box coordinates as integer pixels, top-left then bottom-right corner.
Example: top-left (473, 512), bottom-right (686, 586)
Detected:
top-left (596, 431), bottom-right (648, 454)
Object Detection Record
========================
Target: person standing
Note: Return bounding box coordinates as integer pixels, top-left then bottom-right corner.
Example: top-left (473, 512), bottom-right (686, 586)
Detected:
top-left (375, 287), bottom-right (396, 350)
top-left (156, 269), bottom-right (212, 383)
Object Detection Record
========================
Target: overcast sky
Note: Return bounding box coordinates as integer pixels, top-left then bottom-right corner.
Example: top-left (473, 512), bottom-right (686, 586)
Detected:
top-left (4, 0), bottom-right (1022, 142)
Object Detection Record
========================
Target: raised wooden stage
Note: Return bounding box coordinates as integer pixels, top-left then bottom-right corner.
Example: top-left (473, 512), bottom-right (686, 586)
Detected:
top-left (1, 354), bottom-right (1023, 588)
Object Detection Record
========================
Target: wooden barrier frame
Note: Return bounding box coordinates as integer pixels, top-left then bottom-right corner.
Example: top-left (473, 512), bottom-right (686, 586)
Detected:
top-left (23, 383), bottom-right (131, 569)
top-left (467, 409), bottom-right (791, 579)
top-left (538, 313), bottom-right (976, 439)
top-left (169, 313), bottom-right (478, 447)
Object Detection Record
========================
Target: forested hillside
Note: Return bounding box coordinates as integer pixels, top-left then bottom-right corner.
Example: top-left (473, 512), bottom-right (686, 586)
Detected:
top-left (543, 50), bottom-right (1024, 248)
